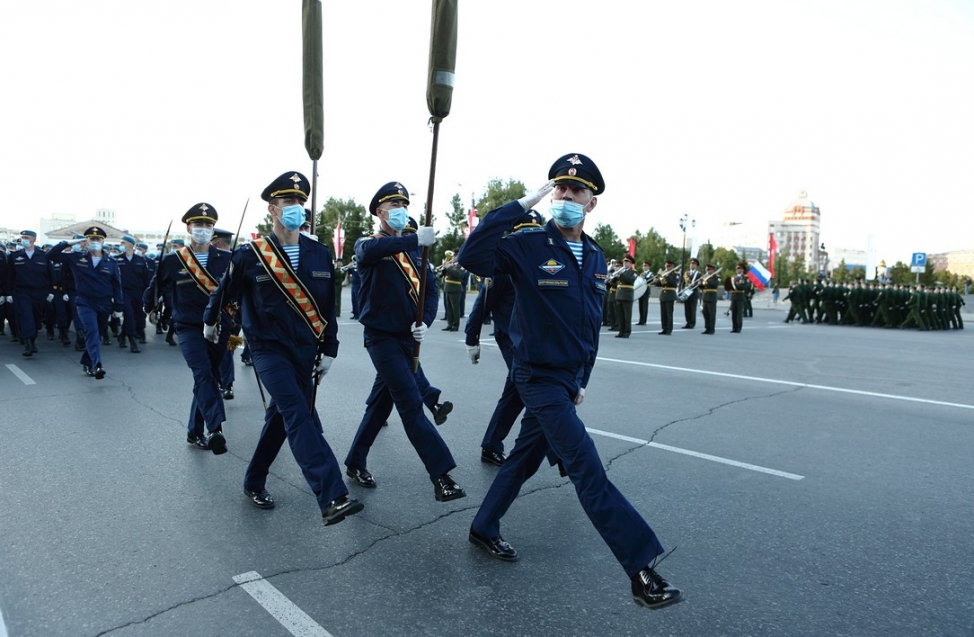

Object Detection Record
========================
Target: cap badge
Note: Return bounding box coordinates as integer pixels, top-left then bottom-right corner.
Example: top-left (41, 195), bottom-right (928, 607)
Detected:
top-left (199, 204), bottom-right (209, 212)
top-left (567, 155), bottom-right (582, 165)
top-left (539, 259), bottom-right (565, 275)
top-left (568, 168), bottom-right (577, 176)
top-left (289, 173), bottom-right (302, 184)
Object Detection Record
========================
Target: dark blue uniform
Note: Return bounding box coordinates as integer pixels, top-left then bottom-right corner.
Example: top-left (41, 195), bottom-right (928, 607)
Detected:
top-left (349, 231), bottom-right (457, 481)
top-left (6, 247), bottom-right (51, 343)
top-left (349, 266), bottom-right (361, 318)
top-left (203, 233), bottom-right (347, 512)
top-left (464, 274), bottom-right (523, 455)
top-left (117, 252), bottom-right (151, 342)
top-left (458, 201), bottom-right (665, 578)
top-left (147, 247), bottom-right (231, 438)
top-left (48, 242), bottom-right (123, 370)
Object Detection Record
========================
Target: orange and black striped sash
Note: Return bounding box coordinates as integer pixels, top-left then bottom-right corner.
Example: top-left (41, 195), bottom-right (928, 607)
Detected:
top-left (251, 238), bottom-right (326, 341)
top-left (176, 247), bottom-right (219, 296)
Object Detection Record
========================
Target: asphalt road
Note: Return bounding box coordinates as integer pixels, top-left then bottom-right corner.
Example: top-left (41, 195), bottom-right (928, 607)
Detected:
top-left (1, 292), bottom-right (972, 637)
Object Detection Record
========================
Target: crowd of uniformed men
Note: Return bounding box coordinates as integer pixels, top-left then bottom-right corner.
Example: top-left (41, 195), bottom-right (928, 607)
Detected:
top-left (781, 278), bottom-right (965, 330)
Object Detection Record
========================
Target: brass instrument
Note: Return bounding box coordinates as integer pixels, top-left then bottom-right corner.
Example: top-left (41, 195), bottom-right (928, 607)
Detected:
top-left (654, 264), bottom-right (681, 284)
top-left (678, 267), bottom-right (721, 301)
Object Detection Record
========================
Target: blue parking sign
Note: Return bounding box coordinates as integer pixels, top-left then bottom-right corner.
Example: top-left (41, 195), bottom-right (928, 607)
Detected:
top-left (911, 253), bottom-right (926, 266)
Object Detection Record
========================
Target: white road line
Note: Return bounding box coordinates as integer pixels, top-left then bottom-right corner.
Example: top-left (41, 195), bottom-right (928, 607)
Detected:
top-left (5, 364), bottom-right (36, 385)
top-left (0, 605), bottom-right (8, 637)
top-left (597, 357), bottom-right (974, 410)
top-left (233, 571), bottom-right (334, 637)
top-left (586, 428), bottom-right (805, 480)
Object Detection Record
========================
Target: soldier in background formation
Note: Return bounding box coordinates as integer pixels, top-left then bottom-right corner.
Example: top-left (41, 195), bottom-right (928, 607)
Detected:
top-left (699, 263), bottom-right (720, 335)
top-left (681, 258), bottom-right (701, 329)
top-left (655, 259), bottom-right (680, 335)
top-left (613, 255), bottom-right (637, 338)
top-left (636, 260), bottom-right (652, 325)
top-left (782, 278), bottom-right (964, 331)
top-left (439, 249), bottom-right (466, 332)
top-left (726, 262), bottom-right (751, 333)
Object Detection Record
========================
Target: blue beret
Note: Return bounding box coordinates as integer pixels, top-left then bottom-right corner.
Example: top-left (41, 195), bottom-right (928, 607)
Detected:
top-left (369, 182), bottom-right (410, 215)
top-left (21, 230), bottom-right (37, 238)
top-left (548, 153), bottom-right (604, 195)
top-left (171, 238), bottom-right (185, 246)
top-left (261, 171), bottom-right (310, 202)
top-left (121, 235), bottom-right (137, 245)
top-left (137, 242), bottom-right (148, 250)
top-left (182, 203), bottom-right (218, 224)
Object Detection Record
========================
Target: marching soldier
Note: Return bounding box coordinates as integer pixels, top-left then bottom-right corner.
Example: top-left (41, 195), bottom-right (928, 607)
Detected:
top-left (728, 262), bottom-right (751, 333)
top-left (682, 258), bottom-right (701, 329)
top-left (346, 181), bottom-right (465, 503)
top-left (656, 259), bottom-right (679, 335)
top-left (117, 235), bottom-right (151, 352)
top-left (204, 171), bottom-right (360, 526)
top-left (614, 255), bottom-right (637, 338)
top-left (458, 153), bottom-right (682, 610)
top-left (48, 227), bottom-right (124, 378)
top-left (148, 204), bottom-right (231, 453)
top-left (333, 258), bottom-right (346, 317)
top-left (48, 244), bottom-right (74, 346)
top-left (700, 263), bottom-right (719, 334)
top-left (6, 230), bottom-right (52, 357)
top-left (603, 258), bottom-right (617, 328)
top-left (212, 228), bottom-right (239, 400)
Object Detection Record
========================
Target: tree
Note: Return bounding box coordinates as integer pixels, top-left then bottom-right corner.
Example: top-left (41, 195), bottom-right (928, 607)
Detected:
top-left (631, 228), bottom-right (670, 270)
top-left (433, 193), bottom-right (466, 265)
top-left (591, 223), bottom-right (626, 261)
top-left (887, 261), bottom-right (912, 285)
top-left (713, 247), bottom-right (740, 277)
top-left (314, 197), bottom-right (371, 261)
top-left (475, 178), bottom-right (527, 220)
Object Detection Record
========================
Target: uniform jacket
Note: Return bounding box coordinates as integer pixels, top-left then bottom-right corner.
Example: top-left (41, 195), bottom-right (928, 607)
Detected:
top-left (203, 233), bottom-right (338, 358)
top-left (458, 200), bottom-right (604, 387)
top-left (48, 242), bottom-right (122, 312)
top-left (6, 248), bottom-right (51, 298)
top-left (117, 252), bottom-right (152, 292)
top-left (147, 245), bottom-right (231, 327)
top-left (464, 272), bottom-right (515, 347)
top-left (354, 231), bottom-right (437, 336)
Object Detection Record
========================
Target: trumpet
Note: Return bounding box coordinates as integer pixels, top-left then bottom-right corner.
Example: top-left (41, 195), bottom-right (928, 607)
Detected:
top-left (337, 262), bottom-right (356, 273)
top-left (654, 264), bottom-right (682, 282)
top-left (678, 268), bottom-right (721, 301)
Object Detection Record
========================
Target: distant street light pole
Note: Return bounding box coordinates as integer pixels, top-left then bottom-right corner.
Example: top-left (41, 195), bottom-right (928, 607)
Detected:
top-left (679, 214), bottom-right (695, 290)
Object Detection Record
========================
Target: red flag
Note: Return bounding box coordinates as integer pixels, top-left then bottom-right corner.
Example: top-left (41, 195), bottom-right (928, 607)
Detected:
top-left (768, 232), bottom-right (777, 277)
top-left (627, 237), bottom-right (636, 258)
top-left (333, 218), bottom-right (345, 259)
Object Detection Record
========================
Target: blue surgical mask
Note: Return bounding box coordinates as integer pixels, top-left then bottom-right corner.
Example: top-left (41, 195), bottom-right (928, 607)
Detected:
top-left (279, 205), bottom-right (306, 232)
top-left (88, 241), bottom-right (103, 252)
top-left (21, 239), bottom-right (32, 248)
top-left (549, 199), bottom-right (586, 228)
top-left (386, 207), bottom-right (408, 233)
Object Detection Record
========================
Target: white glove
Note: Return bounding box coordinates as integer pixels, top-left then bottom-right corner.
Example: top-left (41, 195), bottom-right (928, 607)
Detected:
top-left (113, 311), bottom-right (124, 326)
top-left (203, 323), bottom-right (220, 343)
top-left (573, 387), bottom-right (586, 406)
top-left (67, 237), bottom-right (86, 245)
top-left (411, 322), bottom-right (428, 343)
top-left (314, 356), bottom-right (334, 378)
top-left (416, 226), bottom-right (435, 247)
top-left (46, 293), bottom-right (54, 302)
top-left (518, 179), bottom-right (555, 210)
top-left (0, 297), bottom-right (5, 305)
top-left (3, 296), bottom-right (11, 304)
top-left (148, 311), bottom-right (158, 325)
top-left (63, 294), bottom-right (70, 302)
top-left (466, 345), bottom-right (480, 364)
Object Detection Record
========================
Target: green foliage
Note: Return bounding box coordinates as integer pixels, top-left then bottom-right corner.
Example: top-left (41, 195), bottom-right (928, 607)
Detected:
top-left (591, 223), bottom-right (627, 261)
top-left (255, 212), bottom-right (273, 237)
top-left (314, 197), bottom-right (371, 260)
top-left (631, 228), bottom-right (669, 269)
top-left (713, 247), bottom-right (740, 277)
top-left (475, 178), bottom-right (527, 219)
top-left (433, 193), bottom-right (467, 264)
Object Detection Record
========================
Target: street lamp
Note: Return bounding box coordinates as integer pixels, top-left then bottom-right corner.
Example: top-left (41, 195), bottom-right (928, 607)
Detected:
top-left (679, 214), bottom-right (695, 289)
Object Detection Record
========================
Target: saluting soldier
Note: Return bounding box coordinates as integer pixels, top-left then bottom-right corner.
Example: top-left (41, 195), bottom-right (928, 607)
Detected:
top-left (614, 255), bottom-right (637, 338)
top-left (204, 171), bottom-right (360, 526)
top-left (700, 263), bottom-right (719, 334)
top-left (345, 182), bottom-right (465, 503)
top-left (728, 262), bottom-right (751, 333)
top-left (656, 258), bottom-right (679, 335)
top-left (116, 235), bottom-right (151, 352)
top-left (458, 153), bottom-right (682, 610)
top-left (48, 226), bottom-right (124, 378)
top-left (6, 230), bottom-right (52, 357)
top-left (147, 204), bottom-right (231, 453)
top-left (682, 257), bottom-right (701, 329)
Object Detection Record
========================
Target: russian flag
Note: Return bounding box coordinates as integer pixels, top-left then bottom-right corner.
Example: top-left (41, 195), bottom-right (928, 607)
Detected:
top-left (747, 261), bottom-right (771, 291)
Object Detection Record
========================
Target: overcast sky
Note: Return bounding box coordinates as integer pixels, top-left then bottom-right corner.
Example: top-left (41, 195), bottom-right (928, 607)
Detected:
top-left (1, 0), bottom-right (971, 263)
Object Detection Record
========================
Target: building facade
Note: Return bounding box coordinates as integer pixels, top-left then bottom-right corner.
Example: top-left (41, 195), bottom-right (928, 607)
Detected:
top-left (769, 191), bottom-right (822, 272)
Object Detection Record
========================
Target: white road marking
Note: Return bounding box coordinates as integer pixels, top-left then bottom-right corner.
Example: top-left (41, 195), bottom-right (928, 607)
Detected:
top-left (597, 357), bottom-right (974, 410)
top-left (0, 605), bottom-right (8, 637)
top-left (586, 428), bottom-right (805, 480)
top-left (5, 364), bottom-right (36, 385)
top-left (233, 571), bottom-right (335, 637)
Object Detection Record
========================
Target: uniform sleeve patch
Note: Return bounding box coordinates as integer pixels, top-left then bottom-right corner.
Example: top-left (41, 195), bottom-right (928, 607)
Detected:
top-left (595, 281), bottom-right (607, 292)
top-left (255, 274), bottom-right (271, 282)
top-left (538, 279), bottom-right (569, 288)
top-left (311, 271), bottom-right (331, 278)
